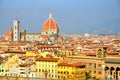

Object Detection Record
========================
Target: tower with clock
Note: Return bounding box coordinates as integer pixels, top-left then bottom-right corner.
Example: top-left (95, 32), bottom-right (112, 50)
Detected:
top-left (96, 46), bottom-right (107, 59)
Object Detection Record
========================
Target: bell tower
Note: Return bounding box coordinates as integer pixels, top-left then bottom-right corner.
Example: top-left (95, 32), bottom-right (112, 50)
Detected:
top-left (13, 19), bottom-right (20, 41)
top-left (96, 46), bottom-right (107, 59)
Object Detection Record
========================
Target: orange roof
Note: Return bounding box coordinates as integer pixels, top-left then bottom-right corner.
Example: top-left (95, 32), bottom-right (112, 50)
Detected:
top-left (0, 50), bottom-right (6, 53)
top-left (0, 40), bottom-right (8, 42)
top-left (5, 27), bottom-right (13, 36)
top-left (19, 56), bottom-right (35, 60)
top-left (41, 35), bottom-right (49, 39)
top-left (86, 53), bottom-right (96, 56)
top-left (58, 35), bottom-right (63, 39)
top-left (108, 45), bottom-right (113, 49)
top-left (42, 13), bottom-right (59, 32)
top-left (58, 62), bottom-right (85, 67)
top-left (37, 45), bottom-right (61, 48)
top-left (5, 50), bottom-right (25, 53)
top-left (107, 51), bottom-right (119, 55)
top-left (36, 57), bottom-right (59, 62)
top-left (19, 56), bottom-right (27, 60)
top-left (19, 62), bottom-right (35, 67)
top-left (46, 54), bottom-right (53, 57)
top-left (42, 49), bottom-right (54, 52)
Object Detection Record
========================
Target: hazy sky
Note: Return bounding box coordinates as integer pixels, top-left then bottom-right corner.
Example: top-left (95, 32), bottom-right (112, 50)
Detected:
top-left (0, 0), bottom-right (120, 34)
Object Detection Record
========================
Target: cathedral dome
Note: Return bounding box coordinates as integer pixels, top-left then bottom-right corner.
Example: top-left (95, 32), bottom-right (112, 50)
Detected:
top-left (5, 27), bottom-right (13, 36)
top-left (42, 13), bottom-right (60, 32)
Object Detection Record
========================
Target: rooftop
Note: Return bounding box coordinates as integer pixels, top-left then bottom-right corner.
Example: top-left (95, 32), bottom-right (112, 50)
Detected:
top-left (36, 57), bottom-right (59, 62)
top-left (58, 62), bottom-right (85, 67)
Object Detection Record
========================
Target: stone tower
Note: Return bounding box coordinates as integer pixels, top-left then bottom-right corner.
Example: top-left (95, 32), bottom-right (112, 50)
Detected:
top-left (13, 19), bottom-right (20, 41)
top-left (96, 46), bottom-right (108, 59)
top-left (20, 29), bottom-right (26, 41)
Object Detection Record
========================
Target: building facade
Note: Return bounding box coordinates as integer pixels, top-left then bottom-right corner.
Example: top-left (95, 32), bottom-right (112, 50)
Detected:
top-left (26, 33), bottom-right (41, 42)
top-left (67, 46), bottom-right (120, 80)
top-left (0, 64), bottom-right (6, 76)
top-left (36, 57), bottom-right (59, 79)
top-left (105, 57), bottom-right (120, 80)
top-left (67, 46), bottom-right (107, 79)
top-left (57, 62), bottom-right (86, 80)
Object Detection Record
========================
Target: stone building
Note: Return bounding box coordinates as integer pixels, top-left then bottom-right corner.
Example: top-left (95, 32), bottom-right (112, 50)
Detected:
top-left (67, 46), bottom-right (120, 80)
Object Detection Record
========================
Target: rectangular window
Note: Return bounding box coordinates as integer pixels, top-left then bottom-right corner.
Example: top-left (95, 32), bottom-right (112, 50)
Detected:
top-left (15, 26), bottom-right (16, 29)
top-left (89, 63), bottom-right (92, 69)
top-left (98, 71), bottom-right (101, 74)
top-left (99, 64), bottom-right (102, 67)
top-left (2, 70), bottom-right (4, 72)
top-left (94, 71), bottom-right (96, 74)
top-left (89, 63), bottom-right (92, 65)
top-left (94, 64), bottom-right (96, 68)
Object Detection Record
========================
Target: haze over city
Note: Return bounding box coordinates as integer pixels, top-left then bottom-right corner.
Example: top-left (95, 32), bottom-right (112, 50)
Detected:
top-left (0, 1), bottom-right (120, 80)
top-left (0, 0), bottom-right (120, 34)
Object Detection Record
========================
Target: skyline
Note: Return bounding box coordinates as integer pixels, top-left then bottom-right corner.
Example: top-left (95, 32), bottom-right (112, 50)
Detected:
top-left (0, 0), bottom-right (120, 34)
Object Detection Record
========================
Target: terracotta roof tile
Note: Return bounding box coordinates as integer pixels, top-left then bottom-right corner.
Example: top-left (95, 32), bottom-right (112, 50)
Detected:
top-left (19, 62), bottom-right (35, 67)
top-left (58, 62), bottom-right (85, 67)
top-left (42, 13), bottom-right (59, 32)
top-left (36, 57), bottom-right (59, 62)
top-left (5, 50), bottom-right (25, 53)
top-left (107, 51), bottom-right (119, 55)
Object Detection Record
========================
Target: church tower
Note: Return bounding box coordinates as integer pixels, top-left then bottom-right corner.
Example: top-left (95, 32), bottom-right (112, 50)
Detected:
top-left (13, 19), bottom-right (20, 41)
top-left (96, 46), bottom-right (107, 59)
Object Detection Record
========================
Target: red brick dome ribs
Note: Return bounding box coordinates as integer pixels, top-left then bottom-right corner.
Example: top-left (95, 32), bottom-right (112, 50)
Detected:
top-left (42, 13), bottom-right (60, 32)
top-left (41, 13), bottom-right (61, 41)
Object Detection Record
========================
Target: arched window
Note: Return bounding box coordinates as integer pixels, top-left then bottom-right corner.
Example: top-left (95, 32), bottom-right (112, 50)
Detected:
top-left (52, 32), bottom-right (54, 34)
top-left (15, 26), bottom-right (17, 29)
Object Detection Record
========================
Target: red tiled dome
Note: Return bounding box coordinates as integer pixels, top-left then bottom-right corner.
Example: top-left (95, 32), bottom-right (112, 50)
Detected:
top-left (5, 27), bottom-right (13, 36)
top-left (42, 13), bottom-right (60, 32)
